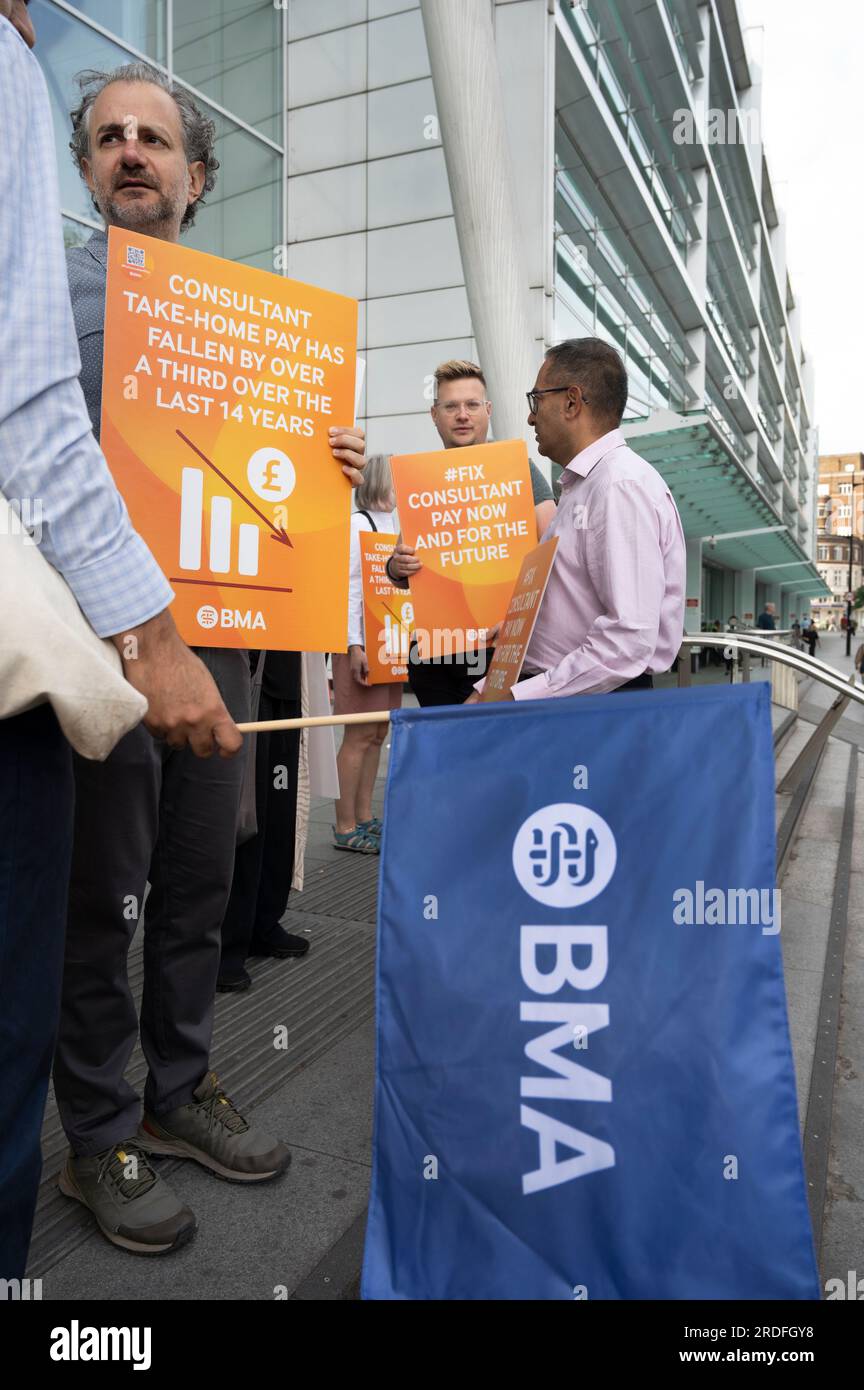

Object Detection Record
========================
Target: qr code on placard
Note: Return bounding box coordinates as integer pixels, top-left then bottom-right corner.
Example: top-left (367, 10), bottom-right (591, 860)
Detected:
top-left (125, 245), bottom-right (145, 268)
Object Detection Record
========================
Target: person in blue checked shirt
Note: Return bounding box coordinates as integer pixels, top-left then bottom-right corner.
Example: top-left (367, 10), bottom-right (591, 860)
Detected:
top-left (0, 0), bottom-right (245, 1282)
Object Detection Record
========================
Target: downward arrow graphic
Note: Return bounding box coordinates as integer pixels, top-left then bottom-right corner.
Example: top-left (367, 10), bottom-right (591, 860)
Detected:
top-left (176, 429), bottom-right (293, 548)
top-left (381, 599), bottom-right (410, 630)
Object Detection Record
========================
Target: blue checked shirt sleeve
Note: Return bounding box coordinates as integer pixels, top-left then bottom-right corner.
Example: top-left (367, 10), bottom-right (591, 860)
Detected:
top-left (0, 25), bottom-right (173, 637)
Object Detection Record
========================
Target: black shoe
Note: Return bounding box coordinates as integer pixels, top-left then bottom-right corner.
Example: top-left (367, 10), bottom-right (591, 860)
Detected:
top-left (247, 928), bottom-right (310, 960)
top-left (216, 968), bottom-right (252, 993)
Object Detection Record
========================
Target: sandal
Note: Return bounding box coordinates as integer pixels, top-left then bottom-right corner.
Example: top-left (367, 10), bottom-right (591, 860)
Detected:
top-left (332, 826), bottom-right (379, 855)
top-left (357, 817), bottom-right (383, 839)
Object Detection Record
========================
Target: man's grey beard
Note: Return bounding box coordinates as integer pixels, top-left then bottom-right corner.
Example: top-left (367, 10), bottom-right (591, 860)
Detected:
top-left (104, 192), bottom-right (183, 233)
top-left (95, 176), bottom-right (188, 233)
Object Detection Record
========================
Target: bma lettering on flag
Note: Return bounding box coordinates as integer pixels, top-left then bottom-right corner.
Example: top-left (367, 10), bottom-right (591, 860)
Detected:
top-left (362, 684), bottom-right (820, 1300)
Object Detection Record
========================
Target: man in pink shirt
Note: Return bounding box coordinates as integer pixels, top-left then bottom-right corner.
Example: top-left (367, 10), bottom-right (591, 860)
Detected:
top-left (471, 337), bottom-right (685, 701)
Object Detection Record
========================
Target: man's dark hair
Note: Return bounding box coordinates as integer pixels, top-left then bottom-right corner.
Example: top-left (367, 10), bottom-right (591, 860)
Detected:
top-left (69, 63), bottom-right (219, 231)
top-left (544, 338), bottom-right (628, 426)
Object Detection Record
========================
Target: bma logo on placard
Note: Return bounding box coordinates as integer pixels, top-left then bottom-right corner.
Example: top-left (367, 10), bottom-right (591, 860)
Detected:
top-left (196, 604), bottom-right (266, 631)
top-left (512, 804), bottom-right (616, 907)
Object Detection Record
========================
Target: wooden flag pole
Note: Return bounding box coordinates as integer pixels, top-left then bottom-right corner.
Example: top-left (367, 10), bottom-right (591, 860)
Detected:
top-left (236, 710), bottom-right (393, 734)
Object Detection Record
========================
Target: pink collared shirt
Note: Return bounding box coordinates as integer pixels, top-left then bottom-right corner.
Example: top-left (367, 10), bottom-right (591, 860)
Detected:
top-left (511, 428), bottom-right (686, 700)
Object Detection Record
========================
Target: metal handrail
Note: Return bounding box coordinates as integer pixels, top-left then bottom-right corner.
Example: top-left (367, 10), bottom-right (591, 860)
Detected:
top-left (694, 628), bottom-right (795, 634)
top-left (685, 629), bottom-right (796, 647)
top-left (241, 633), bottom-right (858, 735)
top-left (679, 632), bottom-right (863, 706)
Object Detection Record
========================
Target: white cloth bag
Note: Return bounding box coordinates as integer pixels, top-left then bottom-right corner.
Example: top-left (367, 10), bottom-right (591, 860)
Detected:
top-left (0, 489), bottom-right (147, 759)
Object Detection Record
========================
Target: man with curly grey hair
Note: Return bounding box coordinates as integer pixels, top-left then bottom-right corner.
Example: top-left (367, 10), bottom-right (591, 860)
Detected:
top-left (68, 61), bottom-right (219, 237)
top-left (53, 61), bottom-right (367, 1257)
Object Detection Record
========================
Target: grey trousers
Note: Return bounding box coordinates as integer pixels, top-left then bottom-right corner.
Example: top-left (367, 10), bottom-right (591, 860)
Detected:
top-left (53, 648), bottom-right (250, 1155)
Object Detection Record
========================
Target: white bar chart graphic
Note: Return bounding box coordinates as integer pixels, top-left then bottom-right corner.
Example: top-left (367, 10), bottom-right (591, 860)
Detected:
top-left (237, 524), bottom-right (259, 576)
top-left (180, 466), bottom-right (260, 578)
top-left (179, 467), bottom-right (203, 569)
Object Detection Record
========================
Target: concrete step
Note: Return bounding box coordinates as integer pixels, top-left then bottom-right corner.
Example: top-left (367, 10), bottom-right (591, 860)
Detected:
top-left (775, 709), bottom-right (863, 1289)
top-left (821, 752), bottom-right (864, 1288)
top-left (778, 735), bottom-right (851, 1123)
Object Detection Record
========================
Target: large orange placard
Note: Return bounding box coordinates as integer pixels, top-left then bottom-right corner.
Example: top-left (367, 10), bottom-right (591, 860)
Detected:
top-left (359, 531), bottom-right (414, 684)
top-left (390, 440), bottom-right (536, 659)
top-left (100, 228), bottom-right (358, 650)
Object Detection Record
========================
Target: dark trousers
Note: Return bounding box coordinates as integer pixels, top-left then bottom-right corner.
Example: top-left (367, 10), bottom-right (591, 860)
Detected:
top-left (518, 671), bottom-right (654, 693)
top-left (0, 707), bottom-right (73, 1279)
top-left (53, 649), bottom-right (249, 1156)
top-left (408, 645), bottom-right (494, 707)
top-left (612, 673), bottom-right (654, 691)
top-left (219, 680), bottom-right (301, 978)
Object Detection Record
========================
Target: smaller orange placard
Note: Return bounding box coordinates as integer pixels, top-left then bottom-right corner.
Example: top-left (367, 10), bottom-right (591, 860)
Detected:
top-left (360, 531), bottom-right (414, 684)
top-left (481, 538), bottom-right (559, 702)
top-left (391, 440), bottom-right (537, 659)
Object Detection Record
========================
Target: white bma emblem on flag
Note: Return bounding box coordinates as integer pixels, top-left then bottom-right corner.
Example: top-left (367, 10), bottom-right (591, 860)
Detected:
top-left (512, 804), bottom-right (617, 907)
top-left (125, 245), bottom-right (145, 268)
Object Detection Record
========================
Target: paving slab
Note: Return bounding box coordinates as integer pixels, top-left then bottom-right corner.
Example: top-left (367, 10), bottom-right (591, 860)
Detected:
top-left (821, 935), bottom-right (864, 1289)
top-left (783, 967), bottom-right (824, 1120)
top-left (783, 838), bottom-right (842, 909)
top-left (780, 896), bottom-right (832, 977)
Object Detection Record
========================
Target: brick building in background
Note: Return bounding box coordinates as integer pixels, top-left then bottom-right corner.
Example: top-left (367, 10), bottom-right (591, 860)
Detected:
top-left (815, 452), bottom-right (864, 626)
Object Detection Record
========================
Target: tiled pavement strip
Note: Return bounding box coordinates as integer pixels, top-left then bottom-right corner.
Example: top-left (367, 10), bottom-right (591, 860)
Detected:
top-left (29, 648), bottom-right (864, 1297)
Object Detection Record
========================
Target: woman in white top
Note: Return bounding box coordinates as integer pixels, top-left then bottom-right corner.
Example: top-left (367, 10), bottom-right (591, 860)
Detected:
top-left (332, 455), bottom-right (402, 852)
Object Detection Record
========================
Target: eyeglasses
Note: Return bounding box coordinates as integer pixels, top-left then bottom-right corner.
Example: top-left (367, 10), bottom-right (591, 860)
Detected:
top-left (526, 385), bottom-right (590, 414)
top-left (434, 399), bottom-right (487, 415)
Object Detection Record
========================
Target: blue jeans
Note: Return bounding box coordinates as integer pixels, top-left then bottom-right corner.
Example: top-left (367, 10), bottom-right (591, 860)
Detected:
top-left (0, 706), bottom-right (73, 1279)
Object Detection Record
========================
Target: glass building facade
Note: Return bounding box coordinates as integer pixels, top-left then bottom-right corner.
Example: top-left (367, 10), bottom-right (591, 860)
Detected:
top-left (30, 0), bottom-right (827, 625)
top-left (546, 0), bottom-right (826, 623)
top-left (33, 0), bottom-right (285, 270)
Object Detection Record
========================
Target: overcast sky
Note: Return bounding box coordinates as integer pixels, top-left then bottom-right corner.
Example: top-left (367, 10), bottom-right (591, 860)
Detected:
top-left (740, 0), bottom-right (862, 454)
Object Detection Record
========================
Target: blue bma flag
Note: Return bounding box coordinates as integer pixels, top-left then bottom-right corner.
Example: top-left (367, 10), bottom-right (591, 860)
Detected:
top-left (362, 683), bottom-right (820, 1300)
